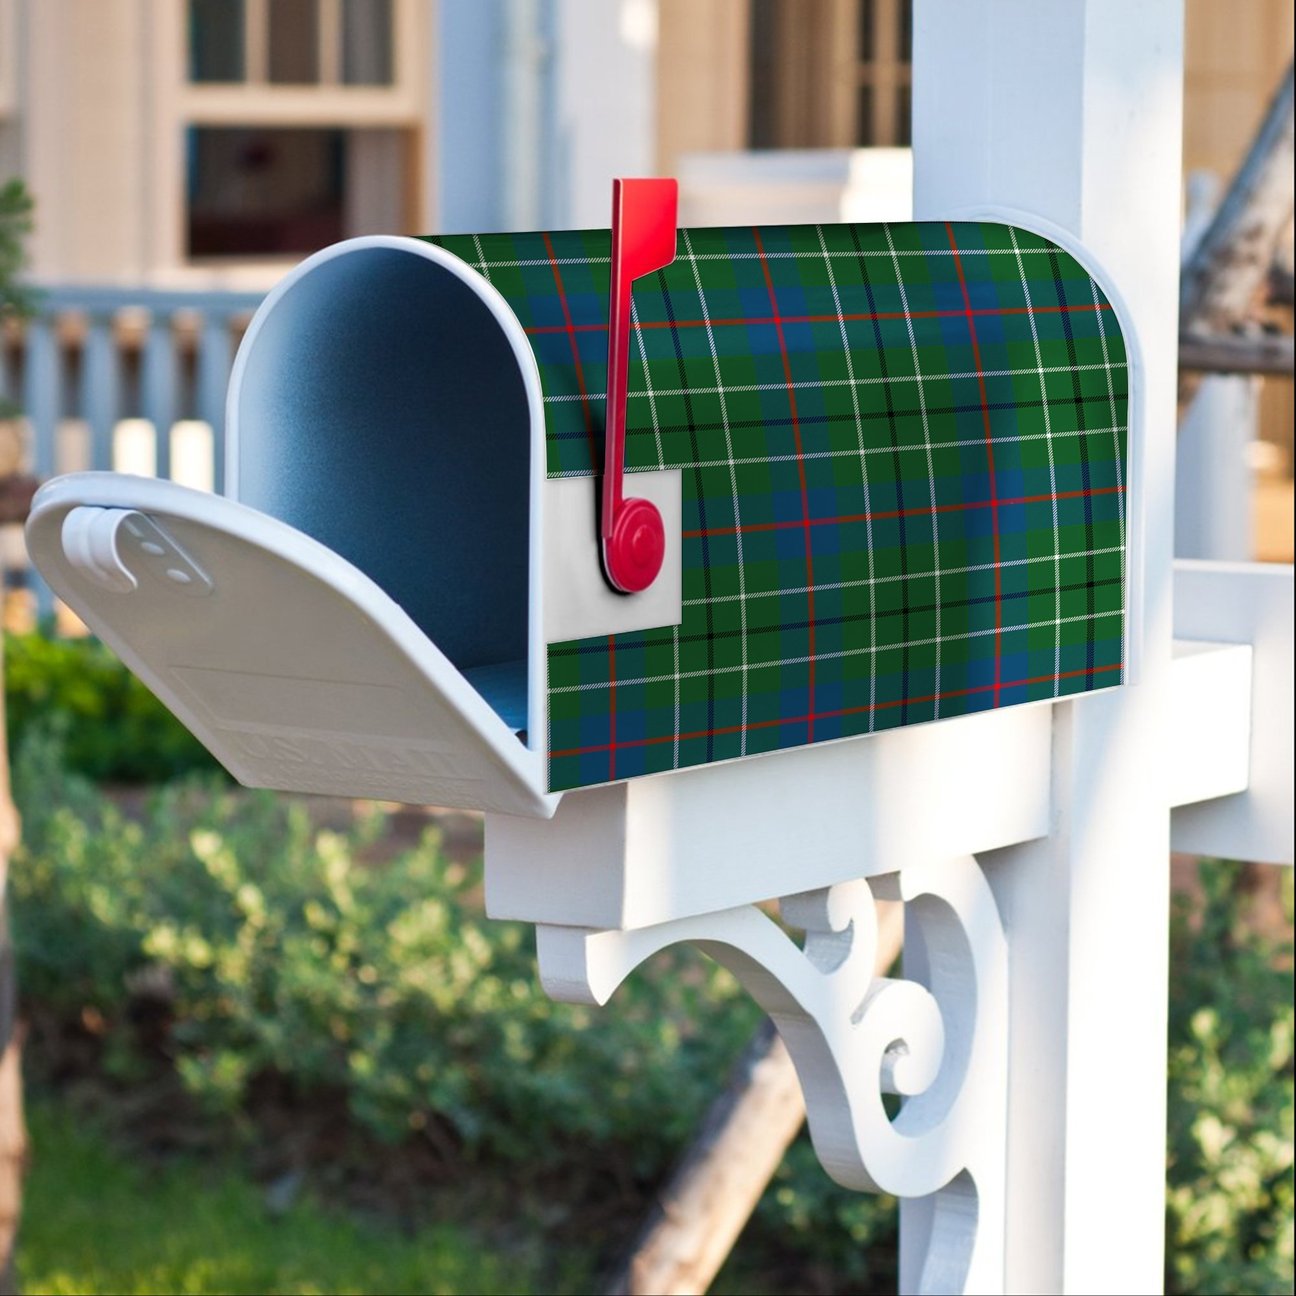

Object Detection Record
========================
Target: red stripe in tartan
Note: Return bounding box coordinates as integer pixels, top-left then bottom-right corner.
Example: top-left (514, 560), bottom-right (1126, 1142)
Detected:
top-left (946, 222), bottom-right (1003, 706)
top-left (681, 484), bottom-right (1124, 539)
top-left (754, 227), bottom-right (817, 741)
top-left (550, 662), bottom-right (1123, 759)
top-left (523, 302), bottom-right (1114, 336)
top-left (540, 231), bottom-right (599, 465)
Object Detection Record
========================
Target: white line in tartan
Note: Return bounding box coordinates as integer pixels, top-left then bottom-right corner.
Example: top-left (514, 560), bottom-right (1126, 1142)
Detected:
top-left (887, 223), bottom-right (945, 719)
top-left (541, 361), bottom-right (1121, 402)
top-left (549, 609), bottom-right (1124, 695)
top-left (1009, 225), bottom-right (1064, 697)
top-left (628, 294), bottom-right (678, 764)
top-left (672, 617), bottom-right (680, 766)
top-left (694, 423), bottom-right (1124, 463)
top-left (1088, 273), bottom-right (1127, 674)
top-left (683, 227), bottom-right (750, 757)
top-left (545, 423), bottom-right (1130, 477)
top-left (818, 223), bottom-right (878, 731)
top-left (460, 247), bottom-right (1065, 269)
top-left (630, 297), bottom-right (666, 469)
top-left (470, 235), bottom-right (492, 283)
top-left (681, 544), bottom-right (1127, 607)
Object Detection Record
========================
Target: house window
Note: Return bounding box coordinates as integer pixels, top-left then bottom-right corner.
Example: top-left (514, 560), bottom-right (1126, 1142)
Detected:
top-left (269, 0), bottom-right (320, 85)
top-left (185, 125), bottom-right (412, 259)
top-left (186, 0), bottom-right (394, 87)
top-left (187, 127), bottom-right (345, 257)
top-left (174, 0), bottom-right (419, 263)
top-left (748, 0), bottom-right (912, 148)
top-left (190, 0), bottom-right (247, 82)
top-left (342, 0), bottom-right (394, 85)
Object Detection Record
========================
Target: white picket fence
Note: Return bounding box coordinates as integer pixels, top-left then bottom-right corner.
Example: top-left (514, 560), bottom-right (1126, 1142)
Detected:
top-left (0, 285), bottom-right (264, 615)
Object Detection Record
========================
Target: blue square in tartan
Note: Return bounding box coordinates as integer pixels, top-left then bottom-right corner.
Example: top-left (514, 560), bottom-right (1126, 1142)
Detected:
top-left (999, 644), bottom-right (1029, 680)
top-left (997, 503), bottom-right (1029, 541)
top-left (773, 282), bottom-right (810, 317)
top-left (973, 311), bottom-right (1007, 348)
top-left (614, 705), bottom-right (648, 746)
top-left (960, 501), bottom-right (998, 543)
top-left (744, 319), bottom-right (787, 358)
top-left (577, 710), bottom-right (612, 750)
top-left (963, 275), bottom-right (1002, 314)
top-left (803, 535), bottom-right (837, 574)
top-left (932, 278), bottom-right (969, 313)
top-left (958, 465), bottom-right (994, 501)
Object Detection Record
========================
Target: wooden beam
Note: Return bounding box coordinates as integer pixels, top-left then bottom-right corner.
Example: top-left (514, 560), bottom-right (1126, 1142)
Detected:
top-left (1271, 262), bottom-right (1294, 307)
top-left (1179, 331), bottom-right (1295, 376)
top-left (1270, 220), bottom-right (1294, 306)
top-left (1180, 62), bottom-right (1294, 335)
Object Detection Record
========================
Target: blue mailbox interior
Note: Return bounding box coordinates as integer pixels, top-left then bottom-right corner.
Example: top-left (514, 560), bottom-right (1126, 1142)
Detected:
top-left (232, 244), bottom-right (533, 733)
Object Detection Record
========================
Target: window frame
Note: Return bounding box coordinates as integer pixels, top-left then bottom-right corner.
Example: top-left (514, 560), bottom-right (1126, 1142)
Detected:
top-left (747, 0), bottom-right (913, 149)
top-left (0, 0), bottom-right (16, 117)
top-left (152, 0), bottom-right (426, 278)
top-left (182, 0), bottom-right (421, 123)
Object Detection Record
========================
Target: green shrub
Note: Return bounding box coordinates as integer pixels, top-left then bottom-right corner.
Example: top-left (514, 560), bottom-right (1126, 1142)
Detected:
top-left (4, 630), bottom-right (220, 783)
top-left (11, 726), bottom-right (759, 1171)
top-left (1166, 861), bottom-right (1294, 1295)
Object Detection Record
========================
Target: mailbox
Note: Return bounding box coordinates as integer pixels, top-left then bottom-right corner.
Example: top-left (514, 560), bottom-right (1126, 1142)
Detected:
top-left (26, 191), bottom-right (1131, 818)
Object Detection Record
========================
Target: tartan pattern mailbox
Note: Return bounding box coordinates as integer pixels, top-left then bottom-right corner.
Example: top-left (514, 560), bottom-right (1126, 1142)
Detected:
top-left (25, 215), bottom-right (1129, 813)
top-left (430, 220), bottom-right (1129, 792)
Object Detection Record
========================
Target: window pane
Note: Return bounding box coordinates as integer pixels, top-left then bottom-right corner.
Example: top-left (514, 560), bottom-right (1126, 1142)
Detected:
top-left (342, 0), bottom-right (393, 85)
top-left (269, 0), bottom-right (320, 84)
top-left (747, 0), bottom-right (780, 148)
top-left (858, 0), bottom-right (875, 62)
top-left (857, 82), bottom-right (874, 144)
top-left (895, 84), bottom-right (911, 145)
top-left (189, 0), bottom-right (245, 82)
top-left (898, 0), bottom-right (913, 62)
top-left (187, 127), bottom-right (346, 257)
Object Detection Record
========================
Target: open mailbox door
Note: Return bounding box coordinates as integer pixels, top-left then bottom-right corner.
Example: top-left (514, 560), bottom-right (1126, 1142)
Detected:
top-left (27, 473), bottom-right (556, 818)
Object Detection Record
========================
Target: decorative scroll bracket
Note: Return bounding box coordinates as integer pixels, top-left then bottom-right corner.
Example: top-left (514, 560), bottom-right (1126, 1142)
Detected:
top-left (535, 855), bottom-right (1008, 1295)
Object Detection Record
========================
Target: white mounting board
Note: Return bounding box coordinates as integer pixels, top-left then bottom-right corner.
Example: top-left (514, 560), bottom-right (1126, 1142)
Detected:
top-left (485, 700), bottom-right (1052, 929)
top-left (1172, 560), bottom-right (1294, 865)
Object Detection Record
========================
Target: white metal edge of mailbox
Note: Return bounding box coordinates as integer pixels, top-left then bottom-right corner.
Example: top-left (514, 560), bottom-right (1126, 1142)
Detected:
top-left (224, 233), bottom-right (556, 759)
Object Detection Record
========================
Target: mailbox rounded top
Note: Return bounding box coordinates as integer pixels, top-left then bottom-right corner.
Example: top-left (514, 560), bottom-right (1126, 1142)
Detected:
top-left (225, 235), bottom-right (550, 750)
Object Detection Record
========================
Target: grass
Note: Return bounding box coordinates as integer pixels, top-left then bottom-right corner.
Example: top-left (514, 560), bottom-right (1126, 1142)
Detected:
top-left (17, 1101), bottom-right (551, 1295)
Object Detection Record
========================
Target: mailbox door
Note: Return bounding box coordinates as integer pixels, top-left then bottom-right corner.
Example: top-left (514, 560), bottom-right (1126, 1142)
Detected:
top-left (26, 473), bottom-right (557, 818)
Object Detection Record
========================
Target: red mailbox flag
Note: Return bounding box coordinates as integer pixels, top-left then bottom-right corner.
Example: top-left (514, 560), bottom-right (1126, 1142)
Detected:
top-left (601, 177), bottom-right (678, 593)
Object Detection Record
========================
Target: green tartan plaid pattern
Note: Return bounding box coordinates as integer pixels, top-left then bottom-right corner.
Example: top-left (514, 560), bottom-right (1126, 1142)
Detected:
top-left (427, 222), bottom-right (1129, 793)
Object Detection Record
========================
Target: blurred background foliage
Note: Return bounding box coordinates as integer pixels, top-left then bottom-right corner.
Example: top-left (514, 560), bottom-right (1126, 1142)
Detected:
top-left (4, 629), bottom-right (1293, 1294)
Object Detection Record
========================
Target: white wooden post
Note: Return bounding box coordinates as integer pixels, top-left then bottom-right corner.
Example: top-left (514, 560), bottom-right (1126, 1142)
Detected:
top-left (1175, 376), bottom-right (1258, 561)
top-left (911, 3), bottom-right (1183, 1290)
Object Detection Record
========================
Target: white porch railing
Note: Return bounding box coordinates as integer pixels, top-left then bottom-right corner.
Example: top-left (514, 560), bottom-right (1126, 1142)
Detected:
top-left (1, 284), bottom-right (264, 617)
